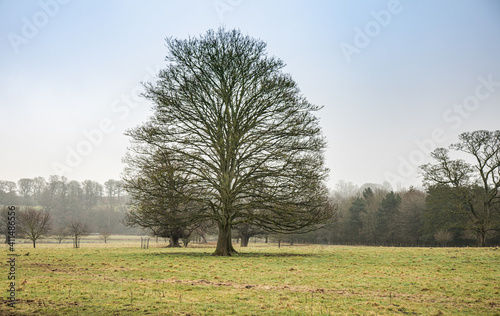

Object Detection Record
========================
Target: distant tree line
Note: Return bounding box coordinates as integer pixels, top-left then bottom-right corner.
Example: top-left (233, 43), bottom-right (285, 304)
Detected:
top-left (2, 131), bottom-right (497, 248)
top-left (2, 176), bottom-right (498, 248)
top-left (285, 183), bottom-right (498, 247)
top-left (295, 131), bottom-right (500, 247)
top-left (0, 176), bottom-right (133, 246)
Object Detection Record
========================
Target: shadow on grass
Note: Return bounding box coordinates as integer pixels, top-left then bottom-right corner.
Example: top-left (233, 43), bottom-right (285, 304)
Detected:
top-left (234, 252), bottom-right (319, 258)
top-left (145, 251), bottom-right (318, 258)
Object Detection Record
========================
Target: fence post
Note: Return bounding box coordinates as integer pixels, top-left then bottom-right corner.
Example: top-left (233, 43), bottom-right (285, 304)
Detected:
top-left (141, 237), bottom-right (150, 249)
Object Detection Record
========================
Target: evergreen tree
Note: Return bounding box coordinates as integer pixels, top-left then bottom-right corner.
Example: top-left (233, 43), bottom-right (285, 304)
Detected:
top-left (376, 191), bottom-right (401, 245)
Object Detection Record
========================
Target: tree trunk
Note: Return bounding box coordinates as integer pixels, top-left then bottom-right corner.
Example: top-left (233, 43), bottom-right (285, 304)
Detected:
top-left (168, 236), bottom-right (181, 247)
top-left (478, 229), bottom-right (487, 247)
top-left (213, 223), bottom-right (237, 256)
top-left (32, 239), bottom-right (36, 248)
top-left (240, 234), bottom-right (250, 247)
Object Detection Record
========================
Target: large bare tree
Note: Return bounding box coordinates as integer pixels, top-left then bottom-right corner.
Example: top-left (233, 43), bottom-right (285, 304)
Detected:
top-left (125, 28), bottom-right (333, 255)
top-left (420, 130), bottom-right (500, 246)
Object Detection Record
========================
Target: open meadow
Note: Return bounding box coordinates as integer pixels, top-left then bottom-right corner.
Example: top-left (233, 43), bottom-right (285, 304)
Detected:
top-left (2, 241), bottom-right (499, 315)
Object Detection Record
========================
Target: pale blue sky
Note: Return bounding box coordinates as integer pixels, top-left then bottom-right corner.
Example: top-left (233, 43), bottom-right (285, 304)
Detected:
top-left (1, 0), bottom-right (500, 190)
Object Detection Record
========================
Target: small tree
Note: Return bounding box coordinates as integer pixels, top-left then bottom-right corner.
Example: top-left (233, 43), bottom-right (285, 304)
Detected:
top-left (68, 220), bottom-right (89, 247)
top-left (18, 209), bottom-right (51, 248)
top-left (53, 226), bottom-right (70, 244)
top-left (234, 223), bottom-right (266, 247)
top-left (99, 228), bottom-right (112, 243)
top-left (123, 149), bottom-right (205, 248)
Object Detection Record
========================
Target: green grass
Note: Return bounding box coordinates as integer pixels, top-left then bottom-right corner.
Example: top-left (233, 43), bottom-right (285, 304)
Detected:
top-left (2, 242), bottom-right (499, 315)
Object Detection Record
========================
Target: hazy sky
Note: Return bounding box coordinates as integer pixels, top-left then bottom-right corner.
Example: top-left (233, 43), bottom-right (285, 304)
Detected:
top-left (1, 0), bottom-right (500, 190)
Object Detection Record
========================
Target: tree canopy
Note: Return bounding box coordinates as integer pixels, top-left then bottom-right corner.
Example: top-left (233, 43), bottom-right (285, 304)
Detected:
top-left (420, 130), bottom-right (500, 246)
top-left (124, 28), bottom-right (334, 255)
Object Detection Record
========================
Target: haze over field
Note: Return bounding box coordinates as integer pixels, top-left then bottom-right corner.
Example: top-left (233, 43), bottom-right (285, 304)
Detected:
top-left (1, 0), bottom-right (500, 189)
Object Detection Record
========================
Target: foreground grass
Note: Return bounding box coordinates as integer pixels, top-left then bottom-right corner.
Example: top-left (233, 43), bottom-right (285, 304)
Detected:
top-left (2, 243), bottom-right (499, 315)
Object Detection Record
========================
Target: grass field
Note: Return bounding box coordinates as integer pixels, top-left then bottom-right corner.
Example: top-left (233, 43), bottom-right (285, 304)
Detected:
top-left (2, 241), bottom-right (499, 315)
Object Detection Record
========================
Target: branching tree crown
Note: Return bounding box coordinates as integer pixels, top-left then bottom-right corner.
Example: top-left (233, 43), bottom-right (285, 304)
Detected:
top-left (18, 208), bottom-right (51, 248)
top-left (420, 130), bottom-right (500, 246)
top-left (125, 28), bottom-right (333, 255)
top-left (123, 149), bottom-right (205, 247)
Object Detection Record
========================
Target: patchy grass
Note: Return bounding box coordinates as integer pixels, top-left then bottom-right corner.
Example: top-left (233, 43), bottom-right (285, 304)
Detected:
top-left (2, 243), bottom-right (499, 315)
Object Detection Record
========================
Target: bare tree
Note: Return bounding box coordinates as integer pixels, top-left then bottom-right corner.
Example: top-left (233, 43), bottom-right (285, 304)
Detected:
top-left (421, 130), bottom-right (500, 246)
top-left (18, 209), bottom-right (51, 248)
top-left (99, 228), bottom-right (112, 243)
top-left (124, 150), bottom-right (205, 248)
top-left (53, 226), bottom-right (70, 244)
top-left (68, 220), bottom-right (89, 246)
top-left (126, 28), bottom-right (333, 256)
top-left (234, 223), bottom-right (266, 247)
